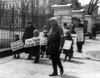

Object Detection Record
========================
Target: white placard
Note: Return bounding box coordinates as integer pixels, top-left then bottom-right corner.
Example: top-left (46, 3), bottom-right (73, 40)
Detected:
top-left (71, 34), bottom-right (77, 43)
top-left (40, 37), bottom-right (48, 45)
top-left (25, 37), bottom-right (40, 47)
top-left (63, 40), bottom-right (72, 50)
top-left (75, 28), bottom-right (84, 42)
top-left (10, 40), bottom-right (24, 51)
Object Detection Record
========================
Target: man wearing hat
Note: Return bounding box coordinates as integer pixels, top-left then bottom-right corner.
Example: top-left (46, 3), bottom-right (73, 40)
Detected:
top-left (74, 18), bottom-right (85, 53)
top-left (47, 17), bottom-right (64, 76)
top-left (22, 21), bottom-right (35, 59)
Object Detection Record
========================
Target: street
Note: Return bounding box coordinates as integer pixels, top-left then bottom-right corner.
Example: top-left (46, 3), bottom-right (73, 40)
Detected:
top-left (0, 36), bottom-right (100, 78)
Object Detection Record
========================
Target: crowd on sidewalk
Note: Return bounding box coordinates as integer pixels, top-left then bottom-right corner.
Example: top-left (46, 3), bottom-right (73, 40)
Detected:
top-left (11, 17), bottom-right (89, 76)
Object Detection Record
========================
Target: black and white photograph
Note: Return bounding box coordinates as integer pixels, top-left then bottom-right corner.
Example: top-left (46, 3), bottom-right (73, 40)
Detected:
top-left (0, 0), bottom-right (100, 78)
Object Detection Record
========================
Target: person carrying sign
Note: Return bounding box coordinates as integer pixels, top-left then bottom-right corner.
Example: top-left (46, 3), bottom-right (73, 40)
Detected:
top-left (22, 21), bottom-right (35, 59)
top-left (62, 30), bottom-right (73, 62)
top-left (75, 18), bottom-right (85, 53)
top-left (13, 34), bottom-right (20, 58)
top-left (40, 30), bottom-right (48, 58)
top-left (32, 30), bottom-right (40, 63)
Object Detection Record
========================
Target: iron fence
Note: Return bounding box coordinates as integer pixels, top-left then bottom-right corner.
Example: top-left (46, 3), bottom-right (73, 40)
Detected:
top-left (0, 13), bottom-right (52, 49)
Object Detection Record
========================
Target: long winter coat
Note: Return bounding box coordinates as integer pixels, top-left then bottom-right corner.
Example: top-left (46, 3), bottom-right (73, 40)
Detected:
top-left (22, 25), bottom-right (35, 53)
top-left (47, 25), bottom-right (63, 55)
top-left (22, 26), bottom-right (35, 42)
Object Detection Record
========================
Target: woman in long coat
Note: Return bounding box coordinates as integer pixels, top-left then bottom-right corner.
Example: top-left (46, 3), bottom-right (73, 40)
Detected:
top-left (62, 31), bottom-right (73, 61)
top-left (22, 21), bottom-right (35, 59)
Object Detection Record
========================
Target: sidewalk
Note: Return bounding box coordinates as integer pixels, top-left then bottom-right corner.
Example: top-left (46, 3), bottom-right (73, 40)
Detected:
top-left (82, 35), bottom-right (100, 61)
top-left (0, 36), bottom-right (100, 78)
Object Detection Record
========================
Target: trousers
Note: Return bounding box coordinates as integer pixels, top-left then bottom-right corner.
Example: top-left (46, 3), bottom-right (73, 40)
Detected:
top-left (51, 54), bottom-right (63, 74)
top-left (77, 42), bottom-right (83, 52)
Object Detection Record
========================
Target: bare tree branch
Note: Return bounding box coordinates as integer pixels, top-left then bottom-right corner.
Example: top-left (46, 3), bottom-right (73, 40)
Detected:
top-left (87, 0), bottom-right (99, 15)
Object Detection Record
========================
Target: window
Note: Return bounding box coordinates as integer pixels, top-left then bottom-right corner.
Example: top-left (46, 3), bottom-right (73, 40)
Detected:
top-left (6, 4), bottom-right (8, 9)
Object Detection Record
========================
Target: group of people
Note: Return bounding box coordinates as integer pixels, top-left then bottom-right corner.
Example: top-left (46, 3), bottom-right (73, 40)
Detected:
top-left (12, 16), bottom-right (85, 76)
top-left (13, 22), bottom-right (49, 63)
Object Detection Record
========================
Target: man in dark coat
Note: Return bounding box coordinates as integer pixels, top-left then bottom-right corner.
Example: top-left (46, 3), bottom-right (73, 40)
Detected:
top-left (48, 17), bottom-right (64, 76)
top-left (22, 21), bottom-right (35, 59)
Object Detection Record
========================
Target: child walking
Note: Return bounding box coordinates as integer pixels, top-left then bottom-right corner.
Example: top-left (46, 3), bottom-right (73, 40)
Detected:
top-left (62, 30), bottom-right (73, 62)
top-left (32, 30), bottom-right (40, 63)
top-left (13, 34), bottom-right (20, 58)
top-left (40, 30), bottom-right (48, 58)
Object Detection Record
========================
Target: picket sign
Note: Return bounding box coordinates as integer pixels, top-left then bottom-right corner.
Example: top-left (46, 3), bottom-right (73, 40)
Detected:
top-left (71, 34), bottom-right (77, 43)
top-left (40, 37), bottom-right (48, 45)
top-left (75, 27), bottom-right (84, 42)
top-left (25, 36), bottom-right (48, 47)
top-left (63, 40), bottom-right (72, 50)
top-left (10, 40), bottom-right (24, 51)
top-left (25, 37), bottom-right (40, 47)
top-left (71, 34), bottom-right (77, 51)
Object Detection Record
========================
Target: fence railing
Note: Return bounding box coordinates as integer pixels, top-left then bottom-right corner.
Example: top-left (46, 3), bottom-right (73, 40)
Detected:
top-left (0, 14), bottom-right (52, 49)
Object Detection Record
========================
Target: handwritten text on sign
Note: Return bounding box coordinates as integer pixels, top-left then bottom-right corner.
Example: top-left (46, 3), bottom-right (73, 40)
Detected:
top-left (25, 37), bottom-right (40, 47)
top-left (10, 40), bottom-right (24, 51)
top-left (40, 37), bottom-right (48, 45)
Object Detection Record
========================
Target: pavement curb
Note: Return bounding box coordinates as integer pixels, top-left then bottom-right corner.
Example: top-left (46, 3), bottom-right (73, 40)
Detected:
top-left (82, 52), bottom-right (100, 61)
top-left (0, 48), bottom-right (13, 58)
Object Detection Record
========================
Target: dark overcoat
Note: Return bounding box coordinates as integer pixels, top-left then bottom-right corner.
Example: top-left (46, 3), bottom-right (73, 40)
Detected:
top-left (22, 26), bottom-right (35, 41)
top-left (22, 25), bottom-right (35, 53)
top-left (47, 25), bottom-right (63, 55)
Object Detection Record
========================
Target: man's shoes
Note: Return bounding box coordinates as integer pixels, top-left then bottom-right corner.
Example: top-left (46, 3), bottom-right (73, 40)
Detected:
top-left (49, 73), bottom-right (58, 76)
top-left (60, 68), bottom-right (64, 75)
top-left (33, 61), bottom-right (39, 63)
top-left (77, 50), bottom-right (82, 53)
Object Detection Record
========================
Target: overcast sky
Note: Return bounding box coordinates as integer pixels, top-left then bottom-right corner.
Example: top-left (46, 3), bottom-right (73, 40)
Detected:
top-left (79, 0), bottom-right (90, 5)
